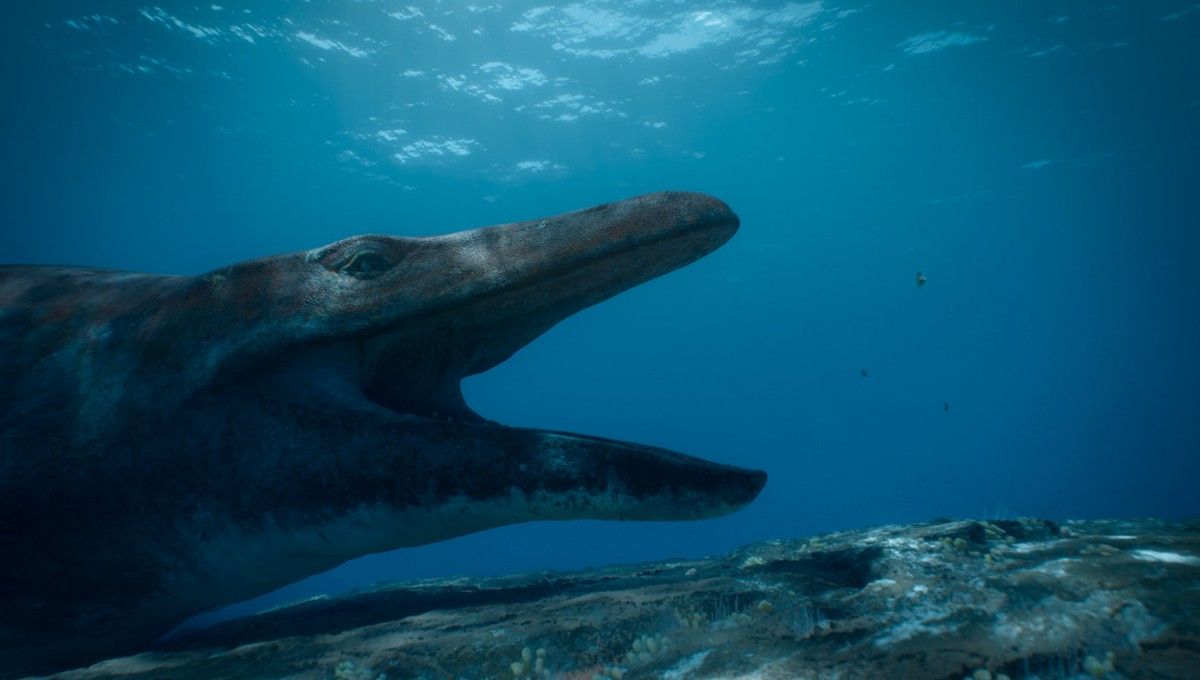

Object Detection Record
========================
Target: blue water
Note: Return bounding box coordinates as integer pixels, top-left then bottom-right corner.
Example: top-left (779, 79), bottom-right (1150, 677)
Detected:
top-left (3, 2), bottom-right (1198, 629)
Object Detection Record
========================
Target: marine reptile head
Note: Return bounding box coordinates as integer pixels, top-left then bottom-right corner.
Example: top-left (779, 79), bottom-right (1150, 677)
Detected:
top-left (0, 192), bottom-right (764, 676)
top-left (191, 191), bottom-right (764, 527)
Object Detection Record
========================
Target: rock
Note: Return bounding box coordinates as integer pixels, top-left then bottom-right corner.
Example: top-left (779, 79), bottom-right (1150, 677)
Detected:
top-left (49, 518), bottom-right (1200, 679)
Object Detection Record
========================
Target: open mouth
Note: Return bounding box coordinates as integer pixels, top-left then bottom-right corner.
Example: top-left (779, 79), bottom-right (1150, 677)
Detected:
top-left (252, 192), bottom-right (767, 516)
top-left (357, 208), bottom-right (740, 429)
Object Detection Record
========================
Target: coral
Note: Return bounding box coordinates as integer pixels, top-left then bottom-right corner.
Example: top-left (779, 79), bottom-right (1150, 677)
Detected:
top-left (509, 647), bottom-right (549, 679)
top-left (1083, 650), bottom-right (1116, 678)
top-left (624, 632), bottom-right (671, 666)
top-left (673, 608), bottom-right (707, 631)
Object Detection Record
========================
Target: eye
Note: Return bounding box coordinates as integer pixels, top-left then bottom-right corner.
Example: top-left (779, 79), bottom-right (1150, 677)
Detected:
top-left (339, 251), bottom-right (394, 280)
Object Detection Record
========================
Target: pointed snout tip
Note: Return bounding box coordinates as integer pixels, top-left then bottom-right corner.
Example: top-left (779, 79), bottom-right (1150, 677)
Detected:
top-left (656, 191), bottom-right (740, 237)
top-left (734, 467), bottom-right (768, 505)
top-left (708, 199), bottom-right (741, 240)
top-left (706, 462), bottom-right (767, 511)
top-left (690, 464), bottom-right (766, 520)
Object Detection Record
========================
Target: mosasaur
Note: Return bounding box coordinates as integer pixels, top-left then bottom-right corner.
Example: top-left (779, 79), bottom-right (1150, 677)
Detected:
top-left (0, 191), bottom-right (766, 676)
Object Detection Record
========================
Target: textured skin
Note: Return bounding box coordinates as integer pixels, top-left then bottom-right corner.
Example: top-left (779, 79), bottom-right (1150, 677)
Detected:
top-left (0, 191), bottom-right (766, 677)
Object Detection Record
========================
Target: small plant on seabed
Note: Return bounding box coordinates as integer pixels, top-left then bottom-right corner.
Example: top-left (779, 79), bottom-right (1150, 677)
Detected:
top-left (789, 601), bottom-right (828, 640)
top-left (510, 646), bottom-right (550, 679)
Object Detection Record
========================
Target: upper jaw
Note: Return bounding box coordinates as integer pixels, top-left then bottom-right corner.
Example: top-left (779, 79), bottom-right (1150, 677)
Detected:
top-left (355, 194), bottom-right (739, 422)
top-left (326, 192), bottom-right (739, 344)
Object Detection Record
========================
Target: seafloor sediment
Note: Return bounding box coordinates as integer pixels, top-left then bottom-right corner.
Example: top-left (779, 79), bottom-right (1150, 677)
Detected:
top-left (49, 518), bottom-right (1199, 680)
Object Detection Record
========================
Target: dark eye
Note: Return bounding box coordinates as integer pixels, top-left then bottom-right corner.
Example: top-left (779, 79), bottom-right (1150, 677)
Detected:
top-left (340, 251), bottom-right (393, 280)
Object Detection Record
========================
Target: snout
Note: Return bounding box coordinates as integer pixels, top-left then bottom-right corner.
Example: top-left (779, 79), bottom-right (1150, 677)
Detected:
top-left (523, 429), bottom-right (767, 522)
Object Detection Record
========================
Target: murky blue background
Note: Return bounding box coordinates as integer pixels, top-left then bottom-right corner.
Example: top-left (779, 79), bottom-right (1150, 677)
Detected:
top-left (2, 1), bottom-right (1198, 629)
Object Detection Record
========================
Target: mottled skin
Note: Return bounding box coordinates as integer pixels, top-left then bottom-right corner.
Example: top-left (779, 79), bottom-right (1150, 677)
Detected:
top-left (0, 192), bottom-right (765, 677)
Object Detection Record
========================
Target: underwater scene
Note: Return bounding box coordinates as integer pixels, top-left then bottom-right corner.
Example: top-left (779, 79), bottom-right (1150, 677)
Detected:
top-left (1, 1), bottom-right (1198, 678)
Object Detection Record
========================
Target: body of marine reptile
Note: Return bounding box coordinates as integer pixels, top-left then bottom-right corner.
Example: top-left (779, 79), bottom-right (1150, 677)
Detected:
top-left (0, 191), bottom-right (765, 676)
